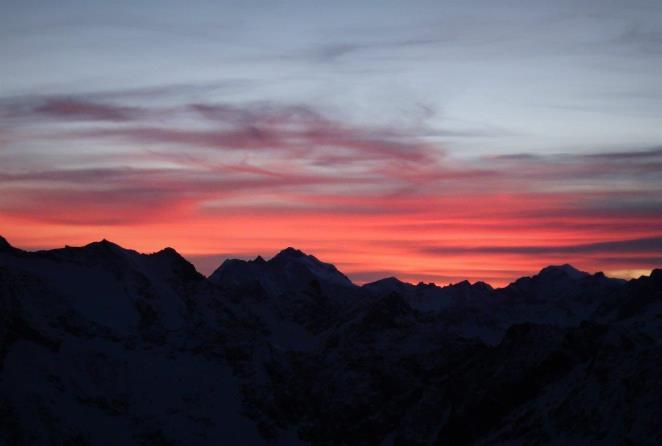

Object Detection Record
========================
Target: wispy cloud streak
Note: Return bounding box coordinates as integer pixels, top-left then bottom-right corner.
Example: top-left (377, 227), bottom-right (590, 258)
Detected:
top-left (0, 88), bottom-right (660, 285)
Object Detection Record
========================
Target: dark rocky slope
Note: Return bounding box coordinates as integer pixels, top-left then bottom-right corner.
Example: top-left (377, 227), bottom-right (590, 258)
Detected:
top-left (0, 236), bottom-right (660, 445)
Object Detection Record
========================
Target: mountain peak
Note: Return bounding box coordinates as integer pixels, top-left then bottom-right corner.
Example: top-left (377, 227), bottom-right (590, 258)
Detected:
top-left (268, 247), bottom-right (355, 288)
top-left (85, 238), bottom-right (125, 251)
top-left (538, 263), bottom-right (588, 279)
top-left (158, 246), bottom-right (178, 254)
top-left (152, 246), bottom-right (187, 262)
top-left (473, 280), bottom-right (494, 291)
top-left (150, 246), bottom-right (203, 281)
top-left (70, 239), bottom-right (138, 260)
top-left (362, 276), bottom-right (411, 294)
top-left (271, 247), bottom-right (308, 261)
top-left (372, 276), bottom-right (405, 286)
top-left (453, 279), bottom-right (472, 288)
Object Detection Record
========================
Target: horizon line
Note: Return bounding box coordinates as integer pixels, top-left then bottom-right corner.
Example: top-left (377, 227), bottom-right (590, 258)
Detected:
top-left (1, 234), bottom-right (657, 289)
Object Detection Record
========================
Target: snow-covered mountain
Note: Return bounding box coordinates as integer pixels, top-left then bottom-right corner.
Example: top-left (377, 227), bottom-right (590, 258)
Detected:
top-left (0, 236), bottom-right (660, 445)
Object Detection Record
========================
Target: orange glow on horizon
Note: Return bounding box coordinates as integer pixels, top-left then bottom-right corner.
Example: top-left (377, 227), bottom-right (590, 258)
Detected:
top-left (2, 189), bottom-right (660, 287)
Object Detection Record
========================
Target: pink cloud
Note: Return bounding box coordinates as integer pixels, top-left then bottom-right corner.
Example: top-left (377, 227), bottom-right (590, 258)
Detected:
top-left (1, 93), bottom-right (661, 285)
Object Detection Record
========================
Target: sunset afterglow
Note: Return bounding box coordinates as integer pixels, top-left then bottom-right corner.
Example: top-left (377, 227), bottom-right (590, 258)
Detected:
top-left (1, 1), bottom-right (661, 286)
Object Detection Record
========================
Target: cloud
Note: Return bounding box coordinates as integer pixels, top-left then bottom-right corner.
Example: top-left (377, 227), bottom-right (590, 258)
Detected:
top-left (1, 86), bottom-right (661, 286)
top-left (299, 36), bottom-right (444, 63)
top-left (421, 236), bottom-right (662, 256)
top-left (63, 111), bottom-right (442, 167)
top-left (3, 113), bottom-right (660, 231)
top-left (34, 98), bottom-right (142, 121)
top-left (2, 97), bottom-right (144, 122)
top-left (481, 146), bottom-right (662, 191)
top-left (1, 93), bottom-right (444, 167)
top-left (581, 146), bottom-right (662, 160)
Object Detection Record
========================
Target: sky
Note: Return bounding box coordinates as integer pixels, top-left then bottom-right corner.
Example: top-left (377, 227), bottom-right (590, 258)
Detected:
top-left (1, 0), bottom-right (661, 285)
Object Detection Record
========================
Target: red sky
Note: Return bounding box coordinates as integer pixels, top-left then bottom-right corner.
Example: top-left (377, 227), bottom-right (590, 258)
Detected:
top-left (2, 1), bottom-right (662, 286)
top-left (1, 98), bottom-right (661, 286)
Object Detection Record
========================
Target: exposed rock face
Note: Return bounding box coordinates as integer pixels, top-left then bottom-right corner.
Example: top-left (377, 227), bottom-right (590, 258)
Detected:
top-left (0, 237), bottom-right (660, 445)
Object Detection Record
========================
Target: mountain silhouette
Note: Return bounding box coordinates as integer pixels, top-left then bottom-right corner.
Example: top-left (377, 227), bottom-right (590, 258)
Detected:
top-left (0, 236), bottom-right (660, 445)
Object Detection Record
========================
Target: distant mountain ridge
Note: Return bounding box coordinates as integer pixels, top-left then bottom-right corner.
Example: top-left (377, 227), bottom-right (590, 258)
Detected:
top-left (0, 236), bottom-right (660, 445)
top-left (2, 236), bottom-right (646, 289)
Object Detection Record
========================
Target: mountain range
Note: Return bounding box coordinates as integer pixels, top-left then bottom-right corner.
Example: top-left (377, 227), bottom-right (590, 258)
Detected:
top-left (0, 235), bottom-right (660, 445)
